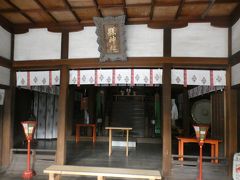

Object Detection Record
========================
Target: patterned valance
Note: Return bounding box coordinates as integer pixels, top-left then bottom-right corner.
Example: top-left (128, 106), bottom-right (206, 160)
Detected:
top-left (171, 69), bottom-right (226, 86)
top-left (16, 69), bottom-right (226, 87)
top-left (69, 69), bottom-right (163, 86)
top-left (16, 70), bottom-right (60, 86)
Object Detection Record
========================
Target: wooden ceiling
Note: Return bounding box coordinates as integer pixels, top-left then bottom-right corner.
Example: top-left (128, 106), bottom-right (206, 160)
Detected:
top-left (0, 0), bottom-right (239, 32)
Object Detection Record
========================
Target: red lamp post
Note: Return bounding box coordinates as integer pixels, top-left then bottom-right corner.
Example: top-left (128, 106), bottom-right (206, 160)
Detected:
top-left (21, 121), bottom-right (37, 179)
top-left (193, 124), bottom-right (209, 180)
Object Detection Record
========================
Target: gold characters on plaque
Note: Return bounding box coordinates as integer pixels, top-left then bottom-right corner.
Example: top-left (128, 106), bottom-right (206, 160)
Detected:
top-left (105, 25), bottom-right (119, 53)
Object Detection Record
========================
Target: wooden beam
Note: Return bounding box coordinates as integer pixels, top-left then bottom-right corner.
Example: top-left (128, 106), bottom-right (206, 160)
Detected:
top-left (224, 65), bottom-right (238, 177)
top-left (162, 64), bottom-right (172, 176)
top-left (231, 3), bottom-right (240, 26)
top-left (5, 0), bottom-right (35, 23)
top-left (148, 16), bottom-right (231, 29)
top-left (0, 56), bottom-right (12, 68)
top-left (0, 14), bottom-right (13, 33)
top-left (150, 0), bottom-right (155, 20)
top-left (230, 50), bottom-right (240, 66)
top-left (56, 65), bottom-right (69, 165)
top-left (201, 0), bottom-right (216, 19)
top-left (61, 32), bottom-right (69, 59)
top-left (1, 69), bottom-right (15, 167)
top-left (163, 29), bottom-right (171, 57)
top-left (33, 0), bottom-right (58, 23)
top-left (12, 57), bottom-right (228, 70)
top-left (63, 0), bottom-right (81, 23)
top-left (93, 0), bottom-right (103, 17)
top-left (175, 0), bottom-right (185, 20)
top-left (13, 22), bottom-right (83, 33)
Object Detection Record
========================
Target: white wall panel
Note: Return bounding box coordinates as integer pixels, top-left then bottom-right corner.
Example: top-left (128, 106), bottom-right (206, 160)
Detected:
top-left (69, 25), bottom-right (163, 58)
top-left (232, 18), bottom-right (240, 55)
top-left (0, 66), bottom-right (10, 85)
top-left (0, 26), bottom-right (11, 59)
top-left (232, 63), bottom-right (240, 86)
top-left (126, 25), bottom-right (163, 57)
top-left (172, 23), bottom-right (228, 57)
top-left (69, 27), bottom-right (99, 58)
top-left (14, 29), bottom-right (61, 61)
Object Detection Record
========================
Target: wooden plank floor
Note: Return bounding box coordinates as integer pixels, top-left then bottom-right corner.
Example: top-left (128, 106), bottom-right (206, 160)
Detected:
top-left (1, 140), bottom-right (230, 180)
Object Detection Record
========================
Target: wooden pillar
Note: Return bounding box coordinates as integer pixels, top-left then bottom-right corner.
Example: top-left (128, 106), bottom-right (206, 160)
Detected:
top-left (224, 65), bottom-right (237, 176)
top-left (182, 88), bottom-right (190, 136)
top-left (1, 33), bottom-right (15, 167)
top-left (66, 87), bottom-right (74, 139)
top-left (56, 65), bottom-right (69, 165)
top-left (1, 70), bottom-right (16, 167)
top-left (61, 31), bottom-right (69, 59)
top-left (163, 29), bottom-right (171, 57)
top-left (162, 64), bottom-right (172, 176)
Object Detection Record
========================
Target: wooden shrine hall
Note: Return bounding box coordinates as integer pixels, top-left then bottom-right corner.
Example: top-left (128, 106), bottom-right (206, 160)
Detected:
top-left (0, 0), bottom-right (240, 180)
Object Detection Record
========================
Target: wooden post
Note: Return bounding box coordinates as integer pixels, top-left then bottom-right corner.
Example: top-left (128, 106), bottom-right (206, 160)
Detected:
top-left (182, 88), bottom-right (190, 136)
top-left (163, 29), bottom-right (171, 57)
top-left (56, 65), bottom-right (69, 165)
top-left (224, 65), bottom-right (237, 176)
top-left (1, 69), bottom-right (15, 167)
top-left (61, 31), bottom-right (69, 59)
top-left (162, 64), bottom-right (172, 176)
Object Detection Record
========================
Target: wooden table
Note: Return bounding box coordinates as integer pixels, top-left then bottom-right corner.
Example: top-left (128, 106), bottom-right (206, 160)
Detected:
top-left (105, 127), bottom-right (132, 157)
top-left (76, 124), bottom-right (96, 143)
top-left (177, 137), bottom-right (222, 163)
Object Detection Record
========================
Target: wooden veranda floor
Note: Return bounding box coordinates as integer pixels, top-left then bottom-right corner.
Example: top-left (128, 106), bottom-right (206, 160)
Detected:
top-left (0, 139), bottom-right (230, 180)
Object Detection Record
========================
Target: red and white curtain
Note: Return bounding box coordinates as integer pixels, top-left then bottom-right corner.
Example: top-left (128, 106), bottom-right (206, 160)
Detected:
top-left (16, 70), bottom-right (60, 86)
top-left (171, 69), bottom-right (226, 86)
top-left (69, 69), bottom-right (163, 86)
top-left (16, 69), bottom-right (226, 87)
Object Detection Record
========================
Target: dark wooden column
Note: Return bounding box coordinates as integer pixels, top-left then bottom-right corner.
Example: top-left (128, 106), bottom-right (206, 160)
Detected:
top-left (1, 69), bottom-right (15, 167)
top-left (182, 88), bottom-right (190, 136)
top-left (224, 65), bottom-right (237, 176)
top-left (163, 29), bottom-right (171, 57)
top-left (61, 31), bottom-right (69, 59)
top-left (162, 64), bottom-right (172, 176)
top-left (56, 65), bottom-right (69, 165)
top-left (1, 33), bottom-right (15, 167)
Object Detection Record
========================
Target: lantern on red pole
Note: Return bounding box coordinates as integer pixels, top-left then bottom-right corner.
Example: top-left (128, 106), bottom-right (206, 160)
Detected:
top-left (193, 124), bottom-right (209, 180)
top-left (21, 121), bottom-right (37, 179)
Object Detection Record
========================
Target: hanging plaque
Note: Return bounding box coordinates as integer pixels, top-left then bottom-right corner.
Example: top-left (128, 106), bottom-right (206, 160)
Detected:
top-left (93, 15), bottom-right (127, 62)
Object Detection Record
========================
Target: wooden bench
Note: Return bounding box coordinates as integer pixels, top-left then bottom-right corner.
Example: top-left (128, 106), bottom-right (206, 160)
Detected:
top-left (44, 165), bottom-right (162, 180)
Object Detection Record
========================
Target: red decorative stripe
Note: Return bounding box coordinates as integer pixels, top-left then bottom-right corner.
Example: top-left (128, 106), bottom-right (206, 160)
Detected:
top-left (27, 71), bottom-right (30, 87)
top-left (77, 70), bottom-right (80, 87)
top-left (184, 69), bottom-right (187, 87)
top-left (112, 69), bottom-right (116, 86)
top-left (49, 71), bottom-right (52, 88)
top-left (150, 69), bottom-right (153, 86)
top-left (210, 70), bottom-right (214, 88)
top-left (95, 69), bottom-right (98, 86)
top-left (131, 69), bottom-right (134, 86)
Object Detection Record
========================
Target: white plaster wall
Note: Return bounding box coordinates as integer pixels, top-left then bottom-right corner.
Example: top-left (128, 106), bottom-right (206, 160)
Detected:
top-left (232, 18), bottom-right (240, 55)
top-left (172, 23), bottom-right (228, 57)
top-left (0, 66), bottom-right (10, 85)
top-left (69, 25), bottom-right (163, 58)
top-left (14, 29), bottom-right (61, 61)
top-left (69, 27), bottom-right (99, 58)
top-left (126, 25), bottom-right (163, 57)
top-left (0, 26), bottom-right (11, 59)
top-left (232, 63), bottom-right (240, 86)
